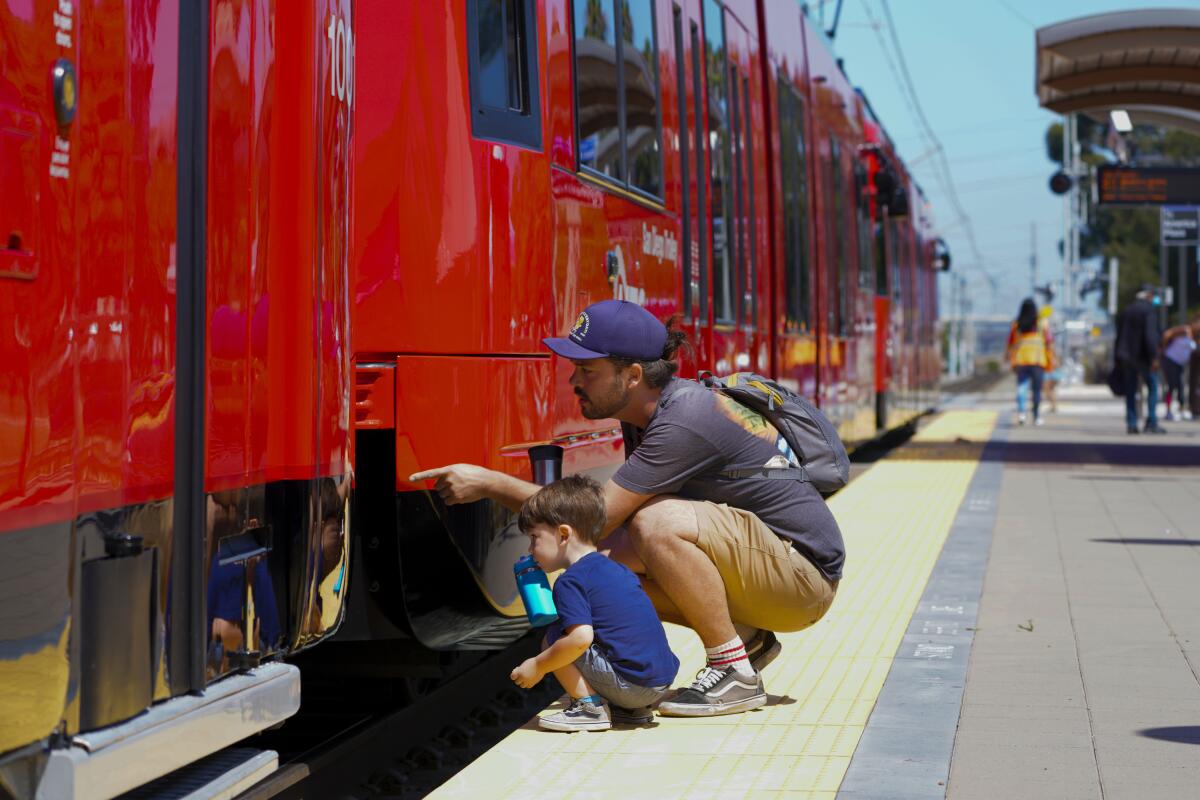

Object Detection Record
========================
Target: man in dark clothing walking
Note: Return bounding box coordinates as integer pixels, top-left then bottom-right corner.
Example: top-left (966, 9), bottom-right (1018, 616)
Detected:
top-left (1114, 286), bottom-right (1165, 434)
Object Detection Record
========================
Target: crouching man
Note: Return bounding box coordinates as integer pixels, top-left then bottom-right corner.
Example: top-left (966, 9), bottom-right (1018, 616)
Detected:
top-left (413, 300), bottom-right (843, 716)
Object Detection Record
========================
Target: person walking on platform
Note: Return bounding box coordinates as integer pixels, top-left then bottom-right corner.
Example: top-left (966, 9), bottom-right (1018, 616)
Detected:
top-left (510, 476), bottom-right (679, 731)
top-left (1190, 323), bottom-right (1200, 419)
top-left (1114, 286), bottom-right (1166, 434)
top-left (1161, 320), bottom-right (1196, 421)
top-left (412, 300), bottom-right (843, 717)
top-left (1005, 298), bottom-right (1052, 426)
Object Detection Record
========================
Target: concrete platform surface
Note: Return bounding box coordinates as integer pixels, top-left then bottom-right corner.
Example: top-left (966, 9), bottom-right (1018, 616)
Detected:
top-left (946, 383), bottom-right (1200, 800)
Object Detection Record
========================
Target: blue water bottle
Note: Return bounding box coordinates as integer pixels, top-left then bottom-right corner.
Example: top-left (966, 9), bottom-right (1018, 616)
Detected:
top-left (514, 554), bottom-right (558, 627)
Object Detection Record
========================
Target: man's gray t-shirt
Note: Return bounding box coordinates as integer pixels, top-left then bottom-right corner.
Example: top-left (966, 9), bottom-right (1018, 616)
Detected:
top-left (613, 378), bottom-right (845, 580)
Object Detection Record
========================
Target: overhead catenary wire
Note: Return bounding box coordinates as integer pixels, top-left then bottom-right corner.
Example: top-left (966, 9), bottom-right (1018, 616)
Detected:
top-left (861, 0), bottom-right (987, 281)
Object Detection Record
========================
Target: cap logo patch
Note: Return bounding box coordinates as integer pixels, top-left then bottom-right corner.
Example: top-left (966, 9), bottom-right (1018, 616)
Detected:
top-left (569, 312), bottom-right (590, 343)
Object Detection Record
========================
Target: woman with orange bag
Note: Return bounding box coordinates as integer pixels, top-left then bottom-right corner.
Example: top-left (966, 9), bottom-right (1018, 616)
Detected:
top-left (1006, 298), bottom-right (1054, 426)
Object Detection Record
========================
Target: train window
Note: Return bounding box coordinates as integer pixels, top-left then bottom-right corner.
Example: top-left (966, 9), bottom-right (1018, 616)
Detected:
top-left (704, 0), bottom-right (733, 323)
top-left (741, 71), bottom-right (756, 326)
top-left (777, 75), bottom-right (809, 331)
top-left (826, 137), bottom-right (846, 335)
top-left (467, 0), bottom-right (542, 149)
top-left (690, 20), bottom-right (708, 320)
top-left (728, 63), bottom-right (744, 324)
top-left (573, 0), bottom-right (622, 179)
top-left (673, 6), bottom-right (693, 318)
top-left (625, 0), bottom-right (662, 196)
top-left (572, 0), bottom-right (663, 196)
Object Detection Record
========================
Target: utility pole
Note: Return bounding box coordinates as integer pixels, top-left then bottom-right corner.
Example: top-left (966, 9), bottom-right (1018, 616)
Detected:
top-left (1108, 256), bottom-right (1118, 317)
top-left (1062, 114), bottom-right (1074, 317)
top-left (1030, 222), bottom-right (1037, 296)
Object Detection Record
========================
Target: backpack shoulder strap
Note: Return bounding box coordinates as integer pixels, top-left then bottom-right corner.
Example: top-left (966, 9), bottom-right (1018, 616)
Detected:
top-left (719, 465), bottom-right (811, 482)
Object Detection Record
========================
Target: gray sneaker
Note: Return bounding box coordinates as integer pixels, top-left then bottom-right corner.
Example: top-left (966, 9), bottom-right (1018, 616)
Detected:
top-left (745, 629), bottom-right (781, 672)
top-left (657, 666), bottom-right (767, 717)
top-left (538, 698), bottom-right (611, 732)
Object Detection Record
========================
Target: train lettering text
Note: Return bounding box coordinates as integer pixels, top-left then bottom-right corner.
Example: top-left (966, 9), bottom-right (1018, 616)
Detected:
top-left (327, 12), bottom-right (354, 107)
top-left (641, 223), bottom-right (678, 264)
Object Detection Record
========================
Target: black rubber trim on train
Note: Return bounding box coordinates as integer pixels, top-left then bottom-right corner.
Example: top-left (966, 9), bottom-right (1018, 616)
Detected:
top-left (175, 0), bottom-right (209, 694)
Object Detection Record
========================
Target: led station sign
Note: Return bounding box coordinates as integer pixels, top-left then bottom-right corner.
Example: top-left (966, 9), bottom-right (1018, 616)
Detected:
top-left (1096, 166), bottom-right (1200, 206)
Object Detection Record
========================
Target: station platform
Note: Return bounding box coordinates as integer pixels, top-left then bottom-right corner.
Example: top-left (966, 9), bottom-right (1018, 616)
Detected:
top-left (427, 382), bottom-right (1200, 800)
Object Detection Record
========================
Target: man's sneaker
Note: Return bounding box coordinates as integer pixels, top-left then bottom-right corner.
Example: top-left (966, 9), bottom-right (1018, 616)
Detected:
top-left (745, 629), bottom-right (781, 672)
top-left (538, 698), bottom-right (611, 732)
top-left (657, 666), bottom-right (767, 717)
top-left (610, 704), bottom-right (654, 725)
top-left (1144, 423), bottom-right (1168, 434)
top-left (1017, 413), bottom-right (1027, 425)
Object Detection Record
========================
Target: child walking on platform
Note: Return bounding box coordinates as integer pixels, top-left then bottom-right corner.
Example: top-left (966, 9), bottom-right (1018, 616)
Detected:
top-left (510, 475), bottom-right (679, 731)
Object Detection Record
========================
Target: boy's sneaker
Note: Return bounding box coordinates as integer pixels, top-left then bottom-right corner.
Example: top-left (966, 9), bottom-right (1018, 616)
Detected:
top-left (744, 629), bottom-right (781, 672)
top-left (657, 666), bottom-right (767, 717)
top-left (610, 704), bottom-right (654, 725)
top-left (538, 698), bottom-right (611, 732)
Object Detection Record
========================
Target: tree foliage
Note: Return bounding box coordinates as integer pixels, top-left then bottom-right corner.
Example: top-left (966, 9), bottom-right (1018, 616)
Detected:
top-left (1044, 119), bottom-right (1200, 310)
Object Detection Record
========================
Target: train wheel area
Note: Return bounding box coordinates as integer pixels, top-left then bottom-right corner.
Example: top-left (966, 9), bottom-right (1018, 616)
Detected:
top-left (405, 382), bottom-right (1200, 800)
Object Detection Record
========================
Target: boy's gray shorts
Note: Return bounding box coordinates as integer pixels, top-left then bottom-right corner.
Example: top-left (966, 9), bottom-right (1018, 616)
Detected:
top-left (576, 645), bottom-right (670, 709)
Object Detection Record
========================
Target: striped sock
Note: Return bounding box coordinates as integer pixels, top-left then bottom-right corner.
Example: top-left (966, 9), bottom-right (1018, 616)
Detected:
top-left (706, 636), bottom-right (754, 677)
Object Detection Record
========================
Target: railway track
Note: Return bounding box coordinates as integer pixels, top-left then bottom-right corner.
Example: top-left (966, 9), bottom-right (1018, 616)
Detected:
top-left (237, 634), bottom-right (562, 799)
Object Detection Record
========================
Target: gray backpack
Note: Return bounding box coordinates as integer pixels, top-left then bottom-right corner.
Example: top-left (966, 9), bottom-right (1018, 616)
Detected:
top-left (697, 372), bottom-right (850, 494)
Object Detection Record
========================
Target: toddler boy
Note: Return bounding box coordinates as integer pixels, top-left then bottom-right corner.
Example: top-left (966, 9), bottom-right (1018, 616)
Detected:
top-left (510, 475), bottom-right (679, 731)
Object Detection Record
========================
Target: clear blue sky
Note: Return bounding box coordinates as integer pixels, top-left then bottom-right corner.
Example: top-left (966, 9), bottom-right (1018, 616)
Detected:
top-left (825, 0), bottom-right (1197, 319)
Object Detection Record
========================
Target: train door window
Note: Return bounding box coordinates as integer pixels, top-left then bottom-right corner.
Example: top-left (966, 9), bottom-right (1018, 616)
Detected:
top-left (703, 0), bottom-right (733, 324)
top-left (572, 0), bottom-right (662, 196)
top-left (673, 7), bottom-right (690, 316)
top-left (826, 137), bottom-right (846, 335)
top-left (777, 75), bottom-right (809, 332)
top-left (741, 71), bottom-right (756, 326)
top-left (690, 20), bottom-right (708, 320)
top-left (890, 220), bottom-right (903, 303)
top-left (673, 6), bottom-right (698, 319)
top-left (728, 61), bottom-right (744, 325)
top-left (855, 165), bottom-right (873, 293)
top-left (467, 0), bottom-right (542, 148)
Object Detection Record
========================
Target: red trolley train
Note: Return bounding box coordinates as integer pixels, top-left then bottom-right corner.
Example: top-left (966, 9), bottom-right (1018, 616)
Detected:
top-left (0, 0), bottom-right (944, 796)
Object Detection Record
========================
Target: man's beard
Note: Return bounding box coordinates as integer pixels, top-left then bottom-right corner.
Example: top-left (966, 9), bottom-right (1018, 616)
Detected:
top-left (577, 379), bottom-right (629, 420)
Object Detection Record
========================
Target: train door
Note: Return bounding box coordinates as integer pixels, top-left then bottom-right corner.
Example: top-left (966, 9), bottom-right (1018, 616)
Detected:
top-left (819, 135), bottom-right (848, 426)
top-left (701, 0), bottom-right (760, 375)
top-left (873, 210), bottom-right (892, 431)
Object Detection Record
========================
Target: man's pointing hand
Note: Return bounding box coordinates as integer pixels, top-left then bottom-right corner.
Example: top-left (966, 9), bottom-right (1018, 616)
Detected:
top-left (408, 463), bottom-right (495, 505)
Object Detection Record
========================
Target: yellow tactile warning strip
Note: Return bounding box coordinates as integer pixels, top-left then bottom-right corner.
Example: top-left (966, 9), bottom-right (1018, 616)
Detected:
top-left (429, 410), bottom-right (998, 800)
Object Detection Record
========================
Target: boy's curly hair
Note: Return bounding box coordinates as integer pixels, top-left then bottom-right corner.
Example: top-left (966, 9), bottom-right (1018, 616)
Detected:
top-left (518, 475), bottom-right (606, 545)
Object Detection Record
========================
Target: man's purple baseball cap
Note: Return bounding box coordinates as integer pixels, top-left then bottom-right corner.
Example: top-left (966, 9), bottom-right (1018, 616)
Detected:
top-left (543, 300), bottom-right (667, 361)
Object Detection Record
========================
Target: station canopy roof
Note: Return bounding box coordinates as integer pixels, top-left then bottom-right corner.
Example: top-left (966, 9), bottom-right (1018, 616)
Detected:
top-left (1036, 9), bottom-right (1200, 135)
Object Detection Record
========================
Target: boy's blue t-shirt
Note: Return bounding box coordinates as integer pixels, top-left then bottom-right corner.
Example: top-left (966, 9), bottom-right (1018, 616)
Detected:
top-left (545, 552), bottom-right (679, 688)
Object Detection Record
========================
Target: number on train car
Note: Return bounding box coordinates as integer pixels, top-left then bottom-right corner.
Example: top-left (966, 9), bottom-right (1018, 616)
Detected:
top-left (327, 12), bottom-right (354, 107)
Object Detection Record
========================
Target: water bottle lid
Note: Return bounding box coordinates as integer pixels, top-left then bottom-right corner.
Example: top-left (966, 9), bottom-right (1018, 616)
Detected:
top-left (513, 554), bottom-right (537, 574)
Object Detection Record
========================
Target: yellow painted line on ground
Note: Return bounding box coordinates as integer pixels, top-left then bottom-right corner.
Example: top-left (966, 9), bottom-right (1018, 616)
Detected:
top-left (429, 410), bottom-right (997, 800)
